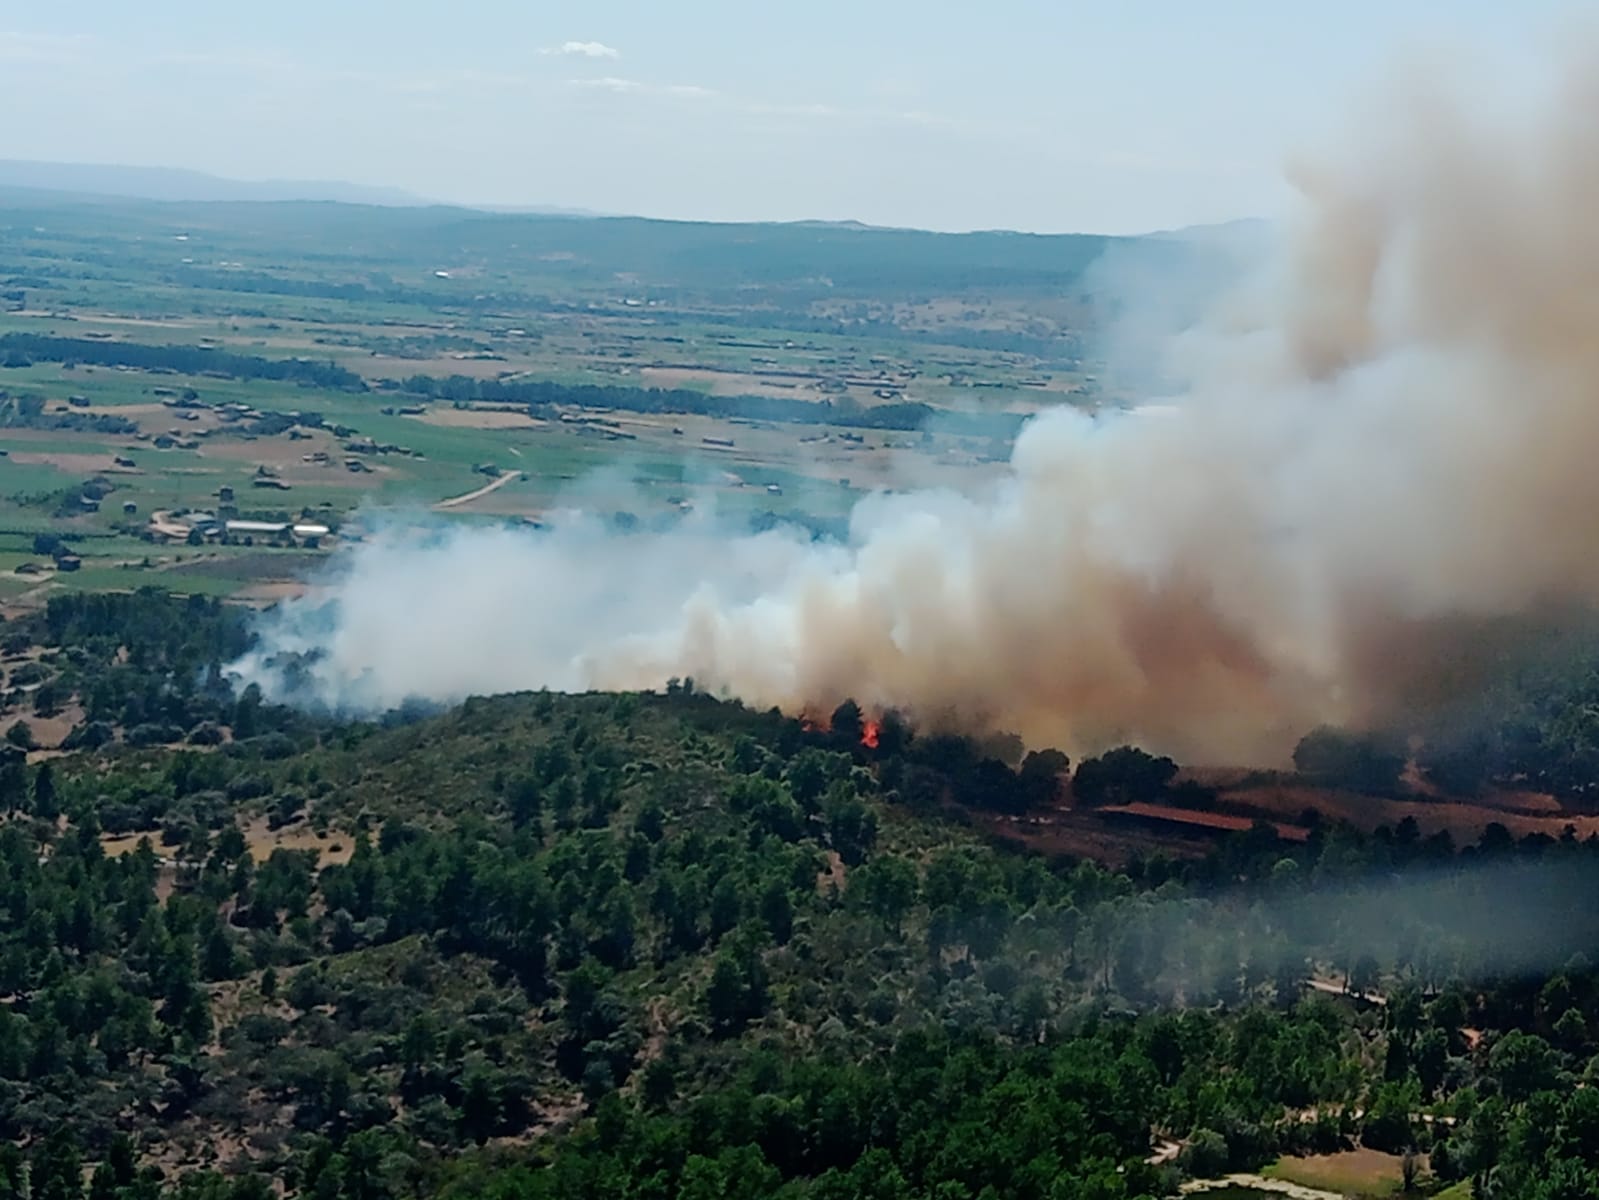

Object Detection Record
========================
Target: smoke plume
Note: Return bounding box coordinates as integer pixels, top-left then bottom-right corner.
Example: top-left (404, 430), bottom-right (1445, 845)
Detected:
top-left (232, 45), bottom-right (1599, 764)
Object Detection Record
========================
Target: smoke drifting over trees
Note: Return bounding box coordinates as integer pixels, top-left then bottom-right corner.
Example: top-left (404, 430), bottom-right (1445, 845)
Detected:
top-left (234, 45), bottom-right (1599, 764)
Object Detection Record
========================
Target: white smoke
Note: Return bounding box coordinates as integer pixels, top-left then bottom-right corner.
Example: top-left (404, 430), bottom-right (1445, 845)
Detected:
top-left (232, 42), bottom-right (1599, 764)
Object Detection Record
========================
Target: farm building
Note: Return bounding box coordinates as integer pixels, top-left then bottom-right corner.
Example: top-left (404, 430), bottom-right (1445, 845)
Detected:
top-left (222, 520), bottom-right (331, 546)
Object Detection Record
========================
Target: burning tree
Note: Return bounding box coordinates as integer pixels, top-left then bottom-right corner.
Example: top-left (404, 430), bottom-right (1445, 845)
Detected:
top-left (830, 699), bottom-right (865, 745)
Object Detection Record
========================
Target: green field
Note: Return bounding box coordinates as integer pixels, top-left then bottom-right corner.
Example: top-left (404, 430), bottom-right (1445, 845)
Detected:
top-left (0, 191), bottom-right (1172, 603)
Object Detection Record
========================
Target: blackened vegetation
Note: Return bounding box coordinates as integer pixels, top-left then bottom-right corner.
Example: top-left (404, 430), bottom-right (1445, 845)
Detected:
top-left (1293, 727), bottom-right (1409, 796)
top-left (1072, 746), bottom-right (1179, 807)
top-left (3, 595), bottom-right (1599, 1197)
top-left (1287, 623), bottom-right (1599, 805)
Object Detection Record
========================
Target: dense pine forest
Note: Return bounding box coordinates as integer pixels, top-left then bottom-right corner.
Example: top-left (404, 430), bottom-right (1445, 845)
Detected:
top-left (1, 591), bottom-right (1599, 1199)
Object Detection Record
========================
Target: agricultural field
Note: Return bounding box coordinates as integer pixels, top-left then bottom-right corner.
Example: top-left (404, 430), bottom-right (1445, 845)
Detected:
top-left (0, 192), bottom-right (1205, 606)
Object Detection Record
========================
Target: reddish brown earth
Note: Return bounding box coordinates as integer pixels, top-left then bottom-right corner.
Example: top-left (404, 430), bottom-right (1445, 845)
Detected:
top-left (968, 766), bottom-right (1595, 866)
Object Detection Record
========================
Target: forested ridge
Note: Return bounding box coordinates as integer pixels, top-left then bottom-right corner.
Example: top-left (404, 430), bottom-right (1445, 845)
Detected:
top-left (1, 593), bottom-right (1598, 1198)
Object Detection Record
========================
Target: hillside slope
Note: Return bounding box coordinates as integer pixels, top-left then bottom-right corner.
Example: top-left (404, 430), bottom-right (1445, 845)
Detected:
top-left (0, 592), bottom-right (1596, 1197)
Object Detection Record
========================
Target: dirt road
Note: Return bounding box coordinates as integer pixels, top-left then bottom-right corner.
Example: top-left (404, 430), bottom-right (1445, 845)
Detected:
top-left (433, 471), bottom-right (521, 510)
top-left (1305, 977), bottom-right (1387, 1007)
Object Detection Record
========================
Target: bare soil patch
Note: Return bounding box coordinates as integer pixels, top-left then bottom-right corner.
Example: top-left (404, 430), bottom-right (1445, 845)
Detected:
top-left (162, 553), bottom-right (316, 582)
top-left (0, 428), bottom-right (112, 445)
top-left (640, 365), bottom-right (826, 399)
top-left (415, 408), bottom-right (547, 429)
top-left (241, 818), bottom-right (356, 868)
top-left (604, 409), bottom-right (1006, 493)
top-left (197, 431), bottom-right (335, 466)
top-left (100, 820), bottom-right (355, 870)
top-left (21, 703), bottom-right (85, 752)
top-left (78, 314), bottom-right (209, 331)
top-left (8, 450), bottom-right (133, 473)
top-left (195, 433), bottom-right (382, 488)
top-left (103, 402), bottom-right (174, 417)
top-left (6, 703), bottom-right (86, 760)
top-left (233, 580), bottom-right (311, 604)
top-left (817, 850), bottom-right (847, 895)
top-left (1218, 780), bottom-right (1599, 842)
top-left (380, 356), bottom-right (511, 379)
top-left (973, 809), bottom-right (1215, 866)
top-left (99, 832), bottom-right (166, 859)
top-left (1262, 1146), bottom-right (1413, 1196)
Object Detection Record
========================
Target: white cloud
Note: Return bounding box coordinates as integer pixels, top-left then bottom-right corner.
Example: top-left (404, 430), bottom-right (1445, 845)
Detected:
top-left (543, 41), bottom-right (619, 59)
top-left (568, 78), bottom-right (716, 100)
top-left (571, 76), bottom-right (643, 93)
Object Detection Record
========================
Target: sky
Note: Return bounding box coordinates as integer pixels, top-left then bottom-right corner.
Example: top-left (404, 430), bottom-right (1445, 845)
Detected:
top-left (0, 0), bottom-right (1582, 234)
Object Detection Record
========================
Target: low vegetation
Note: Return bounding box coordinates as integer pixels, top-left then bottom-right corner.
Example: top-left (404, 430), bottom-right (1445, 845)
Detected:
top-left (0, 591), bottom-right (1593, 1198)
top-left (5, 193), bottom-right (1598, 1199)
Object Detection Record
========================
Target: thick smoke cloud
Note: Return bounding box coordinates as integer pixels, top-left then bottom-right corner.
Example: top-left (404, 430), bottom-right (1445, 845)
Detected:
top-left (233, 45), bottom-right (1599, 764)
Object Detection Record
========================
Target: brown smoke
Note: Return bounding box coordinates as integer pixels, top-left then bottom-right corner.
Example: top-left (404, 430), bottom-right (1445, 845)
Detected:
top-left (235, 42), bottom-right (1599, 765)
top-left (587, 44), bottom-right (1599, 762)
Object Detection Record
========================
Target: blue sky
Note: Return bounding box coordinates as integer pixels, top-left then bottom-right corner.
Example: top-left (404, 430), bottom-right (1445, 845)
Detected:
top-left (0, 0), bottom-right (1580, 232)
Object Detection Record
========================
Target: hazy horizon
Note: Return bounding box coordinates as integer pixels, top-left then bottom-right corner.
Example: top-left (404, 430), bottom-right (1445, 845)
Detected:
top-left (0, 156), bottom-right (1275, 236)
top-left (2, 1), bottom-right (1586, 236)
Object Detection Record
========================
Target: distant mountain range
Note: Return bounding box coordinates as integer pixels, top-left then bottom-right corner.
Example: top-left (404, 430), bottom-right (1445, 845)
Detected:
top-left (0, 160), bottom-right (606, 217)
top-left (0, 160), bottom-right (444, 207)
top-left (0, 159), bottom-right (1262, 240)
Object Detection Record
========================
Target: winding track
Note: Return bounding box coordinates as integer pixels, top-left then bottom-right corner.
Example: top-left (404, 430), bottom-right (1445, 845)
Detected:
top-left (433, 470), bottom-right (520, 510)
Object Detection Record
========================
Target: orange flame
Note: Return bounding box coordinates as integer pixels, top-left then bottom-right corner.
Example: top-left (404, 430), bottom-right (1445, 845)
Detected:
top-left (861, 719), bottom-right (880, 749)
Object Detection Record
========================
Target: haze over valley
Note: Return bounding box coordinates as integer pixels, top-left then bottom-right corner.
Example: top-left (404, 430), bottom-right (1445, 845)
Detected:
top-left (3, 6), bottom-right (1599, 1200)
